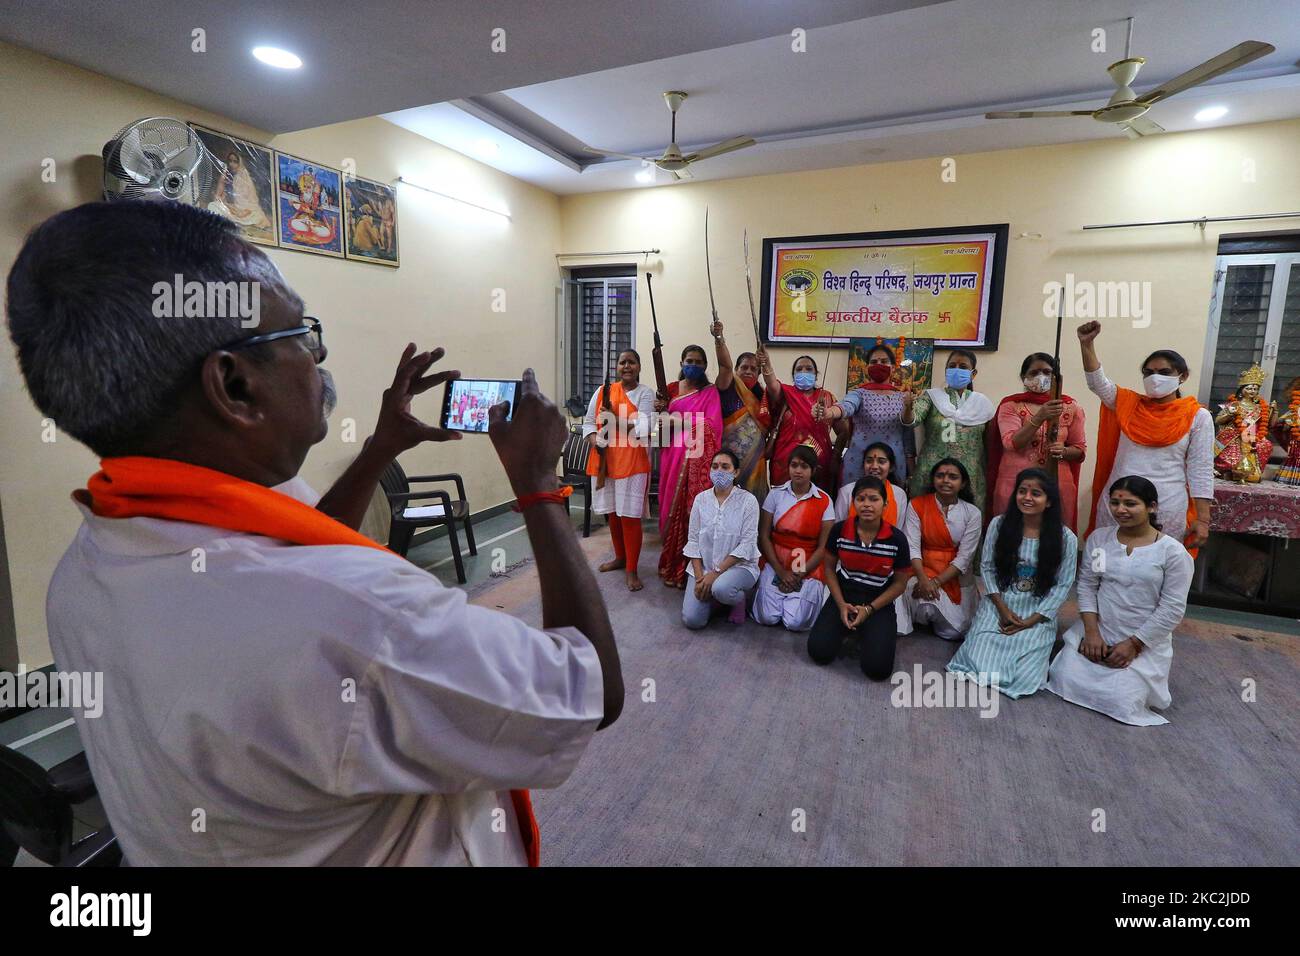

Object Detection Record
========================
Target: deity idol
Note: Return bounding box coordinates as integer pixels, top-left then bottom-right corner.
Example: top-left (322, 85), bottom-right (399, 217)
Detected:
top-left (1213, 364), bottom-right (1274, 483)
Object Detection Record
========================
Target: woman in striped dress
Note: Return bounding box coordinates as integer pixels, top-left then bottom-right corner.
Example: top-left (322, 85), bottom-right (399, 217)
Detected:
top-left (947, 467), bottom-right (1077, 698)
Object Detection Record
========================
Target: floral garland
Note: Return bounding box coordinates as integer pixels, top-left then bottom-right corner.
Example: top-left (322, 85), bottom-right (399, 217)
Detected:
top-left (1291, 385), bottom-right (1300, 443)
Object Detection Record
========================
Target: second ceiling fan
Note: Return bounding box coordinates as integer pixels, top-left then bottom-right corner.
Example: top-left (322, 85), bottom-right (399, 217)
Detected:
top-left (985, 19), bottom-right (1274, 139)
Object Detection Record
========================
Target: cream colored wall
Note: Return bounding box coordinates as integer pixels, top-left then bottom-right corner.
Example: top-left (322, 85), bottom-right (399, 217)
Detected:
top-left (0, 41), bottom-right (562, 668)
top-left (559, 117), bottom-right (1300, 521)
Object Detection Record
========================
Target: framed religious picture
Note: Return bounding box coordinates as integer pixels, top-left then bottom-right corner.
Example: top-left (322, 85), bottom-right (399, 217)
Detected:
top-left (846, 337), bottom-right (935, 392)
top-left (758, 224), bottom-right (1009, 349)
top-left (187, 124), bottom-right (277, 246)
top-left (342, 174), bottom-right (399, 267)
top-left (273, 151), bottom-right (344, 258)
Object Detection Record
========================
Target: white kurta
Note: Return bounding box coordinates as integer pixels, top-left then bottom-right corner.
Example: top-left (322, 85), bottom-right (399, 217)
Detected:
top-left (754, 483), bottom-right (835, 631)
top-left (583, 382), bottom-right (656, 517)
top-left (1046, 528), bottom-right (1194, 725)
top-left (1085, 367), bottom-right (1214, 542)
top-left (897, 497), bottom-right (981, 638)
top-left (45, 477), bottom-right (605, 866)
top-left (834, 480), bottom-right (909, 527)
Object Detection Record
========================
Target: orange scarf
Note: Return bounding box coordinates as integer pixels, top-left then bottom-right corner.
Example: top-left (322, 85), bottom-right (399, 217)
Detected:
top-left (763, 492), bottom-right (828, 582)
top-left (585, 381), bottom-right (651, 479)
top-left (1087, 389), bottom-right (1202, 554)
top-left (82, 456), bottom-right (541, 867)
top-left (913, 494), bottom-right (963, 604)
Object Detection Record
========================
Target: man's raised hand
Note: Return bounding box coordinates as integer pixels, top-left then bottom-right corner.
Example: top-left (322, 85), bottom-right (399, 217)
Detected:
top-left (372, 343), bottom-right (462, 457)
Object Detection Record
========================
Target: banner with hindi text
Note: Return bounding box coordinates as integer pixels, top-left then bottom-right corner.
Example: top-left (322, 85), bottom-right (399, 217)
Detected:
top-left (758, 225), bottom-right (1008, 349)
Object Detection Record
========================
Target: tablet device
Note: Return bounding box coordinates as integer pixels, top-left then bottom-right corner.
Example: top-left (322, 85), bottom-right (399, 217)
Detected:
top-left (439, 378), bottom-right (521, 433)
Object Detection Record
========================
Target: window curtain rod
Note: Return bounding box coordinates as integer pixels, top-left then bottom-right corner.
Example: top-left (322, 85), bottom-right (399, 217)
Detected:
top-left (1082, 212), bottom-right (1300, 231)
top-left (555, 249), bottom-right (660, 260)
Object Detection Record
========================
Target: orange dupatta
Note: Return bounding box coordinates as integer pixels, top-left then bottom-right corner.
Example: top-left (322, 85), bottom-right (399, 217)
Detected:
top-left (763, 492), bottom-right (829, 582)
top-left (912, 494), bottom-right (963, 604)
top-left (81, 456), bottom-right (542, 867)
top-left (584, 381), bottom-right (650, 479)
top-left (1086, 389), bottom-right (1203, 555)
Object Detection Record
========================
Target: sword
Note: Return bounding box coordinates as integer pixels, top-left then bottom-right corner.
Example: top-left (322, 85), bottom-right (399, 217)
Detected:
top-left (743, 229), bottom-right (762, 346)
top-left (705, 206), bottom-right (719, 338)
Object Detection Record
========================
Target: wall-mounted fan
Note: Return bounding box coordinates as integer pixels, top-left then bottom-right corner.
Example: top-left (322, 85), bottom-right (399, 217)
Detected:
top-left (985, 20), bottom-right (1274, 139)
top-left (582, 91), bottom-right (757, 180)
top-left (102, 117), bottom-right (221, 202)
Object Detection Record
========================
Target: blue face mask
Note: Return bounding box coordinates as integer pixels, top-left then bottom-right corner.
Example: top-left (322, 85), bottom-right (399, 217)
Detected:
top-left (710, 469), bottom-right (735, 490)
top-left (946, 367), bottom-right (973, 389)
top-left (681, 364), bottom-right (706, 382)
top-left (794, 371), bottom-right (817, 390)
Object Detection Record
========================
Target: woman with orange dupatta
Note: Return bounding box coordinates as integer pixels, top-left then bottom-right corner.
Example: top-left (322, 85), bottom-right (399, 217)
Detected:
top-left (761, 353), bottom-right (842, 490)
top-left (753, 445), bottom-right (837, 631)
top-left (584, 349), bottom-right (655, 591)
top-left (711, 319), bottom-right (772, 503)
top-left (1078, 322), bottom-right (1215, 552)
top-left (655, 343), bottom-right (723, 588)
top-left (987, 352), bottom-right (1087, 531)
top-left (898, 458), bottom-right (982, 640)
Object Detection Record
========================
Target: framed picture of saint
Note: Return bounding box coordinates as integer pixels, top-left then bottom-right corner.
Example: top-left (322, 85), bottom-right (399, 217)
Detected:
top-left (273, 152), bottom-right (344, 257)
top-left (343, 175), bottom-right (399, 267)
top-left (188, 124), bottom-right (277, 246)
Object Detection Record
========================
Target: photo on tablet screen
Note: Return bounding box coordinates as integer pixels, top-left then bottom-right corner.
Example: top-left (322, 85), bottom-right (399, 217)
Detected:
top-left (442, 379), bottom-right (519, 433)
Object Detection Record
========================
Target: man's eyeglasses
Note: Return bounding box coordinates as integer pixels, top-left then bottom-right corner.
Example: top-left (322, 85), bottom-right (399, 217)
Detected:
top-left (221, 317), bottom-right (324, 361)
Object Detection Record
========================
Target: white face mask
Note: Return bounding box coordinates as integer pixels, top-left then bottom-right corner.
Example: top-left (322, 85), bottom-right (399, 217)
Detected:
top-left (1023, 373), bottom-right (1051, 394)
top-left (1143, 373), bottom-right (1182, 399)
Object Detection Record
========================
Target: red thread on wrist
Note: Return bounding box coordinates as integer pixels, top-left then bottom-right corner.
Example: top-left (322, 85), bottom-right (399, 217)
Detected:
top-left (512, 486), bottom-right (573, 512)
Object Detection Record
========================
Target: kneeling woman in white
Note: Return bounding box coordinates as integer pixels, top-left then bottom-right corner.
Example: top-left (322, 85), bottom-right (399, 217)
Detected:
top-left (899, 457), bottom-right (981, 639)
top-left (1046, 475), bottom-right (1195, 725)
top-left (754, 445), bottom-right (836, 631)
top-left (682, 450), bottom-right (761, 629)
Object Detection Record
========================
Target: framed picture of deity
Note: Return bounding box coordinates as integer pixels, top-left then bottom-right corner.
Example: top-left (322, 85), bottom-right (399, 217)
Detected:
top-left (273, 152), bottom-right (344, 258)
top-left (342, 174), bottom-right (399, 267)
top-left (188, 124), bottom-right (277, 246)
top-left (757, 224), bottom-right (1008, 349)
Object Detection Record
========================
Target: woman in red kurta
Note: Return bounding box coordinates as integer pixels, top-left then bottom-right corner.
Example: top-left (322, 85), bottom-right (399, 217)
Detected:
top-left (762, 353), bottom-right (840, 490)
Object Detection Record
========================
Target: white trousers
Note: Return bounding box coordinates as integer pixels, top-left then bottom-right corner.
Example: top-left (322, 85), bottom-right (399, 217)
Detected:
top-left (752, 565), bottom-right (828, 632)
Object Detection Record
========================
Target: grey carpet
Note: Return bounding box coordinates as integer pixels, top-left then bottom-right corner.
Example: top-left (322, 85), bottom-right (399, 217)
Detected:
top-left (473, 527), bottom-right (1300, 866)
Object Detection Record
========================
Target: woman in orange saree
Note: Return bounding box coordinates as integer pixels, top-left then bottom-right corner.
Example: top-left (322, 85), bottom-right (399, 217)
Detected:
top-left (711, 320), bottom-right (772, 503)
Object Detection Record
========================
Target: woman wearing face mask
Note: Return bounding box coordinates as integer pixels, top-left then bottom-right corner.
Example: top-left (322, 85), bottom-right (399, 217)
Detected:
top-left (898, 458), bottom-right (982, 641)
top-left (834, 441), bottom-right (907, 527)
top-left (988, 353), bottom-right (1087, 530)
top-left (681, 449), bottom-right (762, 629)
top-left (754, 445), bottom-right (837, 631)
top-left (903, 349), bottom-right (996, 512)
top-left (710, 319), bottom-right (772, 504)
top-left (815, 344), bottom-right (917, 486)
top-left (946, 468), bottom-right (1077, 698)
top-left (807, 476), bottom-right (913, 681)
top-left (655, 344), bottom-right (723, 588)
top-left (1046, 476), bottom-right (1194, 725)
top-left (583, 349), bottom-right (656, 591)
top-left (761, 353), bottom-right (841, 490)
top-left (1078, 322), bottom-right (1214, 553)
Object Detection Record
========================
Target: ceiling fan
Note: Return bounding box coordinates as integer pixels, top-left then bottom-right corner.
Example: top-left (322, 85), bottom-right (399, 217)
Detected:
top-left (985, 19), bottom-right (1274, 139)
top-left (583, 91), bottom-right (757, 180)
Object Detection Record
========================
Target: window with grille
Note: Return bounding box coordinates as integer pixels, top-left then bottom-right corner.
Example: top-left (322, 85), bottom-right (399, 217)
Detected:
top-left (564, 276), bottom-right (636, 410)
top-left (1199, 251), bottom-right (1300, 458)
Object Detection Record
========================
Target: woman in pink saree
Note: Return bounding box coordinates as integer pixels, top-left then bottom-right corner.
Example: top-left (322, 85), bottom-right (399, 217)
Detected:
top-left (656, 344), bottom-right (723, 588)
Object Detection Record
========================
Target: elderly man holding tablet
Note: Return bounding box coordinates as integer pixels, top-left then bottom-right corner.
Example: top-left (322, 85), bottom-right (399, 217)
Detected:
top-left (6, 200), bottom-right (622, 866)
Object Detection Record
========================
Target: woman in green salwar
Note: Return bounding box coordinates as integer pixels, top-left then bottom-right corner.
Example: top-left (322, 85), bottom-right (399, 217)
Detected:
top-left (903, 349), bottom-right (996, 513)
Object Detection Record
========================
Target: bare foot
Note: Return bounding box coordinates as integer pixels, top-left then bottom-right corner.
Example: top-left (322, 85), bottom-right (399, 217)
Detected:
top-left (626, 572), bottom-right (644, 591)
top-left (598, 557), bottom-right (627, 572)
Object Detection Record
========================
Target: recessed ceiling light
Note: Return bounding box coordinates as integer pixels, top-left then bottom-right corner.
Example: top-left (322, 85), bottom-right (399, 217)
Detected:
top-left (635, 167), bottom-right (655, 183)
top-left (252, 46), bottom-right (302, 69)
top-left (1194, 105), bottom-right (1228, 122)
top-left (472, 139), bottom-right (500, 158)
